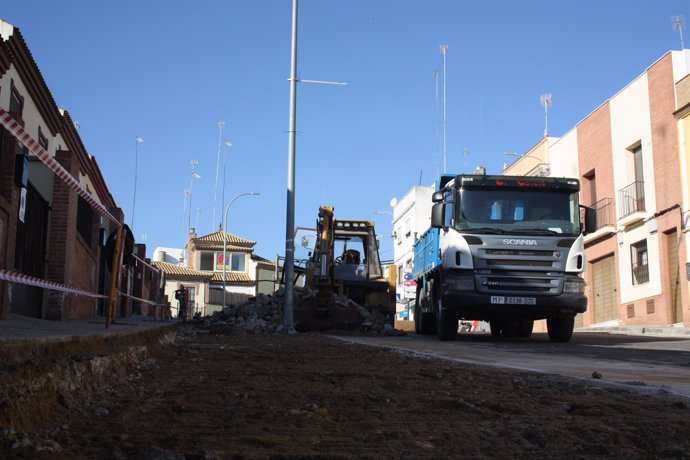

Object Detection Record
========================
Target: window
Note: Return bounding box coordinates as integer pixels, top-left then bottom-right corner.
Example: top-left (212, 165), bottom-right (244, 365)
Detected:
top-left (214, 252), bottom-right (246, 272)
top-left (76, 196), bottom-right (94, 245)
top-left (38, 126), bottom-right (48, 151)
top-left (630, 239), bottom-right (649, 285)
top-left (632, 145), bottom-right (644, 183)
top-left (9, 81), bottom-right (23, 119)
top-left (229, 253), bottom-right (245, 272)
top-left (200, 252), bottom-right (214, 271)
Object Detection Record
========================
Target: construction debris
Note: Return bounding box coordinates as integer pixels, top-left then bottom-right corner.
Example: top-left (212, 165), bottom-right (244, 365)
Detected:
top-left (204, 286), bottom-right (405, 336)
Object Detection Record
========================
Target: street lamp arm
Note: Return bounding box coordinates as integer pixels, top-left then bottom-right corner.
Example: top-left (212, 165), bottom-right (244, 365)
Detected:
top-left (222, 192), bottom-right (260, 310)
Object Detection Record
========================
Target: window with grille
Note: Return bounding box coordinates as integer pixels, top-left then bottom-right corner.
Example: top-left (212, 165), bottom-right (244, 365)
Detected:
top-left (630, 239), bottom-right (649, 285)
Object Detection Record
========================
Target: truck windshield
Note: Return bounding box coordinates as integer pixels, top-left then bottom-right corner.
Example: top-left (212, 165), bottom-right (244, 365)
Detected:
top-left (456, 189), bottom-right (581, 236)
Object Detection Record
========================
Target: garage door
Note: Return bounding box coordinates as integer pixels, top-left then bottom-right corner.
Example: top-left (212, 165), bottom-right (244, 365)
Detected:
top-left (666, 230), bottom-right (682, 323)
top-left (592, 255), bottom-right (617, 324)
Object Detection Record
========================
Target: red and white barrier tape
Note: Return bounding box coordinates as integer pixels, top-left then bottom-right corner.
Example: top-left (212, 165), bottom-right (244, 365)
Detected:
top-left (132, 253), bottom-right (161, 274)
top-left (119, 291), bottom-right (158, 306)
top-left (0, 109), bottom-right (120, 226)
top-left (0, 269), bottom-right (108, 299)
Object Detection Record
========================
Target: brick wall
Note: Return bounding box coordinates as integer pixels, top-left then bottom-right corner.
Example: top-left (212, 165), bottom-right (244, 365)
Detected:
top-left (647, 53), bottom-right (688, 324)
top-left (46, 150), bottom-right (77, 319)
top-left (577, 102), bottom-right (620, 326)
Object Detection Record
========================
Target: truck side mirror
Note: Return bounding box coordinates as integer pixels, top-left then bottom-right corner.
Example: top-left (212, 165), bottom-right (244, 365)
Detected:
top-left (582, 206), bottom-right (597, 235)
top-left (431, 203), bottom-right (445, 228)
top-left (432, 191), bottom-right (444, 203)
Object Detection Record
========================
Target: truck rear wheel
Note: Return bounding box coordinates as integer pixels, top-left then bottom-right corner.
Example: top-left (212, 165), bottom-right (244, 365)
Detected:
top-left (547, 316), bottom-right (574, 343)
top-left (433, 280), bottom-right (457, 341)
top-left (415, 281), bottom-right (435, 335)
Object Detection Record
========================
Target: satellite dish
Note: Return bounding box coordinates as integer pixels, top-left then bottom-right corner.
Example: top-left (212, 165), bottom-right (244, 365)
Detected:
top-left (389, 197), bottom-right (398, 208)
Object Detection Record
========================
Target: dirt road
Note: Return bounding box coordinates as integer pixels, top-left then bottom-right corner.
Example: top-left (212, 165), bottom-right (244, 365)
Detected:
top-left (1, 321), bottom-right (689, 459)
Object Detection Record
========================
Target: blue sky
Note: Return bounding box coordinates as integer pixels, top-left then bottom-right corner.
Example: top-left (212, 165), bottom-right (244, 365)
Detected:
top-left (2, 1), bottom-right (688, 262)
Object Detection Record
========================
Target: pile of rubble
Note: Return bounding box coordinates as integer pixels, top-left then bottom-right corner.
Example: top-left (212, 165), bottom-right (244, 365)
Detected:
top-left (202, 286), bottom-right (405, 336)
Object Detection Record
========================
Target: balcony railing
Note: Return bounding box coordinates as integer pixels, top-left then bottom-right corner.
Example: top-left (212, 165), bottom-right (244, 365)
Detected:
top-left (618, 181), bottom-right (645, 219)
top-left (591, 197), bottom-right (614, 230)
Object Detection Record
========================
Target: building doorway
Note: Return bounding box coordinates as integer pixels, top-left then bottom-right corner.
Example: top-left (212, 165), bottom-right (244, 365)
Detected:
top-left (592, 255), bottom-right (617, 324)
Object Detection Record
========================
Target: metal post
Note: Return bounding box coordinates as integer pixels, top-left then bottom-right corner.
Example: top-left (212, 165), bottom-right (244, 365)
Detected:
top-left (284, 0), bottom-right (298, 330)
top-left (105, 225), bottom-right (126, 328)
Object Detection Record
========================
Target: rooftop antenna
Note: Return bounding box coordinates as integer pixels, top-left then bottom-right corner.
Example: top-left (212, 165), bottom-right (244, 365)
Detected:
top-left (440, 44), bottom-right (448, 173)
top-left (212, 121), bottom-right (225, 233)
top-left (463, 147), bottom-right (469, 174)
top-left (540, 93), bottom-right (552, 137)
top-left (434, 70), bottom-right (440, 179)
top-left (672, 15), bottom-right (686, 49)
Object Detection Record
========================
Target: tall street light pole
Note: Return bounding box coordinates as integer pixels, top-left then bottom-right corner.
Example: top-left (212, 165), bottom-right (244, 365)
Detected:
top-left (223, 192), bottom-right (260, 310)
top-left (284, 0), bottom-right (299, 330)
top-left (131, 136), bottom-right (143, 231)
top-left (283, 0), bottom-right (346, 329)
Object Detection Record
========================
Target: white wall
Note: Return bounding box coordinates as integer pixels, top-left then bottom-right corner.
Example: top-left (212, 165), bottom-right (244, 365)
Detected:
top-left (548, 129), bottom-right (579, 178)
top-left (609, 72), bottom-right (662, 303)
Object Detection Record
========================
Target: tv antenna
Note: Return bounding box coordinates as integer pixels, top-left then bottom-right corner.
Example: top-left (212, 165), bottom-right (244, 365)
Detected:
top-left (434, 70), bottom-right (440, 179)
top-left (540, 93), bottom-right (552, 137)
top-left (440, 44), bottom-right (448, 173)
top-left (672, 15), bottom-right (686, 49)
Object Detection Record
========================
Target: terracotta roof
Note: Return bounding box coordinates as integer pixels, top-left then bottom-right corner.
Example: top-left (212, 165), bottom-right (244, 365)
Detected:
top-left (191, 231), bottom-right (255, 251)
top-left (152, 261), bottom-right (212, 281)
top-left (210, 272), bottom-right (254, 285)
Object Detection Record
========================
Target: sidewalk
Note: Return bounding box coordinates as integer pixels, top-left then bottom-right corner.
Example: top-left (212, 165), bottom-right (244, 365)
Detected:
top-left (576, 324), bottom-right (690, 337)
top-left (0, 314), bottom-right (176, 343)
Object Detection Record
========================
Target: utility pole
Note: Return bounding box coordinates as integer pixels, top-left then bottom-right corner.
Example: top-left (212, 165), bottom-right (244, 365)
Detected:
top-left (284, 0), bottom-right (299, 330)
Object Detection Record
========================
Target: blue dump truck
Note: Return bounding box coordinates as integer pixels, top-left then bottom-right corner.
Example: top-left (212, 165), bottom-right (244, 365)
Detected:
top-left (412, 174), bottom-right (597, 342)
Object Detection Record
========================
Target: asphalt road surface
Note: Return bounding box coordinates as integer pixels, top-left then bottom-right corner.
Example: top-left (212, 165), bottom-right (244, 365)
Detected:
top-left (331, 330), bottom-right (690, 399)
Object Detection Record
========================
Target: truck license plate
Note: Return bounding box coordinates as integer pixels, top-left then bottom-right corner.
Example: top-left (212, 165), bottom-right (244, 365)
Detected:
top-left (491, 296), bottom-right (536, 305)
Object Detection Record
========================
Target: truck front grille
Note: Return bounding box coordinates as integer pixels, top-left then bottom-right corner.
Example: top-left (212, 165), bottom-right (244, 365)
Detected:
top-left (474, 245), bottom-right (564, 295)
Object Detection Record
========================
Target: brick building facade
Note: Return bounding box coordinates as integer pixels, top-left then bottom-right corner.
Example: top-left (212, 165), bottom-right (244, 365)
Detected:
top-left (0, 20), bottom-right (163, 321)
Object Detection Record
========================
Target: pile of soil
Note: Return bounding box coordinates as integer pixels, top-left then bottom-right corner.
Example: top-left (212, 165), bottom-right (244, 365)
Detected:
top-left (1, 321), bottom-right (689, 459)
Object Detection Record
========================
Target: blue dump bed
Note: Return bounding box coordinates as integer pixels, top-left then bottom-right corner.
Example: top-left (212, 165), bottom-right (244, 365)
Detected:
top-left (412, 227), bottom-right (441, 281)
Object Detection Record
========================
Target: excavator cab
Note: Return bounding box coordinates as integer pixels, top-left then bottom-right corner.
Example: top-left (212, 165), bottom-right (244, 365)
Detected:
top-left (293, 206), bottom-right (396, 330)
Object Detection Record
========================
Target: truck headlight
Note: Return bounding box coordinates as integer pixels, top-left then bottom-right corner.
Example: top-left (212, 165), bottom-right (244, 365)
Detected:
top-left (448, 277), bottom-right (474, 290)
top-left (563, 279), bottom-right (585, 294)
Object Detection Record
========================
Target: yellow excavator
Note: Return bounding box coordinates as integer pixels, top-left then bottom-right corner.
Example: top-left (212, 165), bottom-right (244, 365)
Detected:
top-left (294, 206), bottom-right (396, 330)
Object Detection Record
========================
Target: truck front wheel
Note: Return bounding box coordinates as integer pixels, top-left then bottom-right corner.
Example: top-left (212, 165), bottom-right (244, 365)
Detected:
top-left (547, 316), bottom-right (575, 343)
